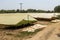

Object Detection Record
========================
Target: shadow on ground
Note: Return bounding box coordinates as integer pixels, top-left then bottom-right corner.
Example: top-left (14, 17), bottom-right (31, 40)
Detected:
top-left (57, 33), bottom-right (60, 37)
top-left (3, 24), bottom-right (34, 30)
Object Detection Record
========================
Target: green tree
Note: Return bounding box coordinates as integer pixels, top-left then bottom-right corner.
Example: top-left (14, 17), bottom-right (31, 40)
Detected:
top-left (0, 10), bottom-right (6, 13)
top-left (6, 10), bottom-right (16, 13)
top-left (16, 9), bottom-right (20, 12)
top-left (27, 9), bottom-right (37, 13)
top-left (54, 5), bottom-right (60, 13)
top-left (19, 10), bottom-right (27, 13)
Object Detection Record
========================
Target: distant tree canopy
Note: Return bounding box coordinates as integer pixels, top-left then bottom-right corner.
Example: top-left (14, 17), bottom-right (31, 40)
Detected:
top-left (2, 5), bottom-right (60, 13)
top-left (0, 9), bottom-right (53, 13)
top-left (27, 9), bottom-right (37, 13)
top-left (54, 5), bottom-right (60, 13)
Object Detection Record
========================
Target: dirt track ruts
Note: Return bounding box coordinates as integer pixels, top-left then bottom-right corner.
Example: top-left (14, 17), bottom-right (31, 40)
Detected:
top-left (26, 22), bottom-right (60, 40)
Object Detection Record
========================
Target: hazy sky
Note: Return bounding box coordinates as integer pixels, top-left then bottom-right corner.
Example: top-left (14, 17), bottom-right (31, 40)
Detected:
top-left (0, 0), bottom-right (60, 10)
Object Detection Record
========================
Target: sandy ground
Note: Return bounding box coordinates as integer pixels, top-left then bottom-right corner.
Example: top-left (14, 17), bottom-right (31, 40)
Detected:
top-left (0, 20), bottom-right (60, 40)
top-left (26, 22), bottom-right (60, 40)
top-left (47, 24), bottom-right (60, 40)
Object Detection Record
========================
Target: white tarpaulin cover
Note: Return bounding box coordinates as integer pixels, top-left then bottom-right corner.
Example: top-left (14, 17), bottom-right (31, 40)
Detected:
top-left (0, 13), bottom-right (58, 25)
top-left (0, 13), bottom-right (36, 25)
top-left (29, 13), bottom-right (57, 19)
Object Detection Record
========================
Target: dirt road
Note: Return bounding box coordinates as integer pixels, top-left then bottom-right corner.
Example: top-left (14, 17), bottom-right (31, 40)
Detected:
top-left (26, 22), bottom-right (60, 40)
top-left (0, 22), bottom-right (60, 40)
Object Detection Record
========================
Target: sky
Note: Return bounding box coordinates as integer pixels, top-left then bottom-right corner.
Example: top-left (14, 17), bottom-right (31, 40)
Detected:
top-left (0, 0), bottom-right (60, 11)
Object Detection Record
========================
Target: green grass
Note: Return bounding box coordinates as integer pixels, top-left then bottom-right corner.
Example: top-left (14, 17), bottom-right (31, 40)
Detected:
top-left (6, 28), bottom-right (44, 38)
top-left (4, 20), bottom-right (37, 30)
top-left (15, 28), bottom-right (44, 38)
top-left (16, 20), bottom-right (37, 26)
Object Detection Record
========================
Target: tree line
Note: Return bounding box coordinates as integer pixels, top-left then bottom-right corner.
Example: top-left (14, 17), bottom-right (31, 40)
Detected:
top-left (0, 9), bottom-right (53, 13)
top-left (0, 5), bottom-right (60, 13)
